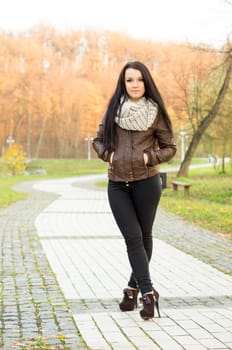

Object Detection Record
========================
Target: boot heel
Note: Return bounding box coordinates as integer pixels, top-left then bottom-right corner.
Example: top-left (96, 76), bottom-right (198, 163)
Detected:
top-left (155, 301), bottom-right (161, 318)
top-left (153, 288), bottom-right (161, 318)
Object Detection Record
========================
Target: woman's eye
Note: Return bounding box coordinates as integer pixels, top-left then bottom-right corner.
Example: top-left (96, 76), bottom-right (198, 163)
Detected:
top-left (126, 77), bottom-right (143, 83)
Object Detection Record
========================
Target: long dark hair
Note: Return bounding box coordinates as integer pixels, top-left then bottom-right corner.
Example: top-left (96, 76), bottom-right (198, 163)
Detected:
top-left (103, 61), bottom-right (172, 151)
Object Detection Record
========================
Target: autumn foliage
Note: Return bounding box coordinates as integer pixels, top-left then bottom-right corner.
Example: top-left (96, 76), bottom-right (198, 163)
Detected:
top-left (0, 26), bottom-right (228, 159)
top-left (2, 144), bottom-right (26, 175)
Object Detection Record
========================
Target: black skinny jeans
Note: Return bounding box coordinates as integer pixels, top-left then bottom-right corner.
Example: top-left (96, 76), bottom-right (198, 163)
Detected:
top-left (107, 174), bottom-right (162, 295)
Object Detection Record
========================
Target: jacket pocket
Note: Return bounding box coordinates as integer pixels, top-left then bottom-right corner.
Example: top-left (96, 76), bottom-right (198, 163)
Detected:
top-left (132, 151), bottom-right (148, 171)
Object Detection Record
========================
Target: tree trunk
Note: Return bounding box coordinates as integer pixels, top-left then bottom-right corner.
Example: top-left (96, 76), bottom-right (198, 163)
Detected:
top-left (34, 115), bottom-right (47, 159)
top-left (177, 52), bottom-right (232, 177)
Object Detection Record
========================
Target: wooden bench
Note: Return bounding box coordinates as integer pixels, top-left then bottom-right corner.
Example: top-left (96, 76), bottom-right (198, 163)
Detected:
top-left (172, 181), bottom-right (192, 197)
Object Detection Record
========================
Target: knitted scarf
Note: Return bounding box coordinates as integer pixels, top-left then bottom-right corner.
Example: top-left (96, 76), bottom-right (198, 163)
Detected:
top-left (115, 97), bottom-right (158, 131)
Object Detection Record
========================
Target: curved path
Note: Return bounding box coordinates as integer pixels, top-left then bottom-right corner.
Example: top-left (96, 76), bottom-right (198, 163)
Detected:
top-left (34, 174), bottom-right (232, 350)
top-left (0, 174), bottom-right (231, 349)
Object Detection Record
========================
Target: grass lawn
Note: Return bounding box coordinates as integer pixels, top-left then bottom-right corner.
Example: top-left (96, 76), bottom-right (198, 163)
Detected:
top-left (25, 158), bottom-right (108, 177)
top-left (0, 158), bottom-right (231, 237)
top-left (0, 159), bottom-right (107, 208)
top-left (161, 165), bottom-right (232, 236)
top-left (0, 176), bottom-right (29, 207)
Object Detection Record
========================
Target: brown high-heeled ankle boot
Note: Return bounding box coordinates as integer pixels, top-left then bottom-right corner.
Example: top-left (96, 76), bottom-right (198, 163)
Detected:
top-left (140, 289), bottom-right (161, 320)
top-left (119, 288), bottom-right (139, 311)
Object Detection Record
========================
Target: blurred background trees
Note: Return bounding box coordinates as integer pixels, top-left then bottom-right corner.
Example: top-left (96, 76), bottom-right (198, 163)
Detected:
top-left (0, 26), bottom-right (231, 168)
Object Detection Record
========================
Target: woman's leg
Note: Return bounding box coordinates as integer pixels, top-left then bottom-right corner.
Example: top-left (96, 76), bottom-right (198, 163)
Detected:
top-left (128, 174), bottom-right (162, 288)
top-left (108, 175), bottom-right (161, 294)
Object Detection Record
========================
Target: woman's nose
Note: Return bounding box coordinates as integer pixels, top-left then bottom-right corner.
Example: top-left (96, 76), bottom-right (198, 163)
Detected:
top-left (132, 80), bottom-right (138, 87)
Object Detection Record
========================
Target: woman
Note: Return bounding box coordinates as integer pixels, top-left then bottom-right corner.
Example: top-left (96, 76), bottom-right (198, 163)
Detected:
top-left (92, 61), bottom-right (176, 320)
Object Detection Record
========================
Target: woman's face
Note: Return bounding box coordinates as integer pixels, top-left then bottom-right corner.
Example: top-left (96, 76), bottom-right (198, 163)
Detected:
top-left (124, 68), bottom-right (145, 102)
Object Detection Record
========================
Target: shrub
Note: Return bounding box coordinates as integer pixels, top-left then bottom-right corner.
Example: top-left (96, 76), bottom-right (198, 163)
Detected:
top-left (2, 144), bottom-right (26, 175)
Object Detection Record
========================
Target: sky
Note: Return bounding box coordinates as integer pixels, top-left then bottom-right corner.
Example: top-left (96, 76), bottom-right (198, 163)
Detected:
top-left (0, 0), bottom-right (232, 48)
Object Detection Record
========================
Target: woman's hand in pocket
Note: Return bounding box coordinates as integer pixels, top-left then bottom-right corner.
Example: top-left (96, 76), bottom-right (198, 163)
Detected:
top-left (143, 152), bottom-right (148, 165)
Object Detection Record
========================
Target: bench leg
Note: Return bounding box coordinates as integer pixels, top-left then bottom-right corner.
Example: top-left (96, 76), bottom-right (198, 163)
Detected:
top-left (173, 184), bottom-right (178, 192)
top-left (184, 187), bottom-right (190, 197)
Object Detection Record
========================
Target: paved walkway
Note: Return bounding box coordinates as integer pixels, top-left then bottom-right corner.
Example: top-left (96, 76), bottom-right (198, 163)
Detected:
top-left (1, 174), bottom-right (232, 349)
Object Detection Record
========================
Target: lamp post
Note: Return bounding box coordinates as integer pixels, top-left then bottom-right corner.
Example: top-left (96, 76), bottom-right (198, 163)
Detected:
top-left (85, 133), bottom-right (93, 160)
top-left (6, 135), bottom-right (15, 148)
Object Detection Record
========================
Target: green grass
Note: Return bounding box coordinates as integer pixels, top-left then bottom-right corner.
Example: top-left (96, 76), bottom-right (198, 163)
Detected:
top-left (0, 176), bottom-right (28, 207)
top-left (25, 158), bottom-right (108, 177)
top-left (0, 159), bottom-right (107, 208)
top-left (161, 165), bottom-right (232, 236)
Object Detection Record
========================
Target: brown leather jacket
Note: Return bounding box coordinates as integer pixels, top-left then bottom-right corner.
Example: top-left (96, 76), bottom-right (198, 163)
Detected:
top-left (92, 110), bottom-right (177, 182)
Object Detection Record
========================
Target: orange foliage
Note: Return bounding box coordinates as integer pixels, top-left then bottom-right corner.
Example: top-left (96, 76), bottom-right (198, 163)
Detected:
top-left (0, 27), bottom-right (222, 158)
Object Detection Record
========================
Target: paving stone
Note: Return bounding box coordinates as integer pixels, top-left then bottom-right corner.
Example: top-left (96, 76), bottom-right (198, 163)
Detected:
top-left (0, 186), bottom-right (86, 349)
top-left (1, 174), bottom-right (232, 350)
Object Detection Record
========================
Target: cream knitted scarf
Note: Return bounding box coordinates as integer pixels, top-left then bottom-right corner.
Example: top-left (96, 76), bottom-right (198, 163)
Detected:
top-left (115, 97), bottom-right (158, 131)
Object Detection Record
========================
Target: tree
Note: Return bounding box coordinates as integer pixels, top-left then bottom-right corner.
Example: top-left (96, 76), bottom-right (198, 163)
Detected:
top-left (177, 46), bottom-right (232, 177)
top-left (205, 87), bottom-right (232, 173)
top-left (1, 26), bottom-right (230, 159)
